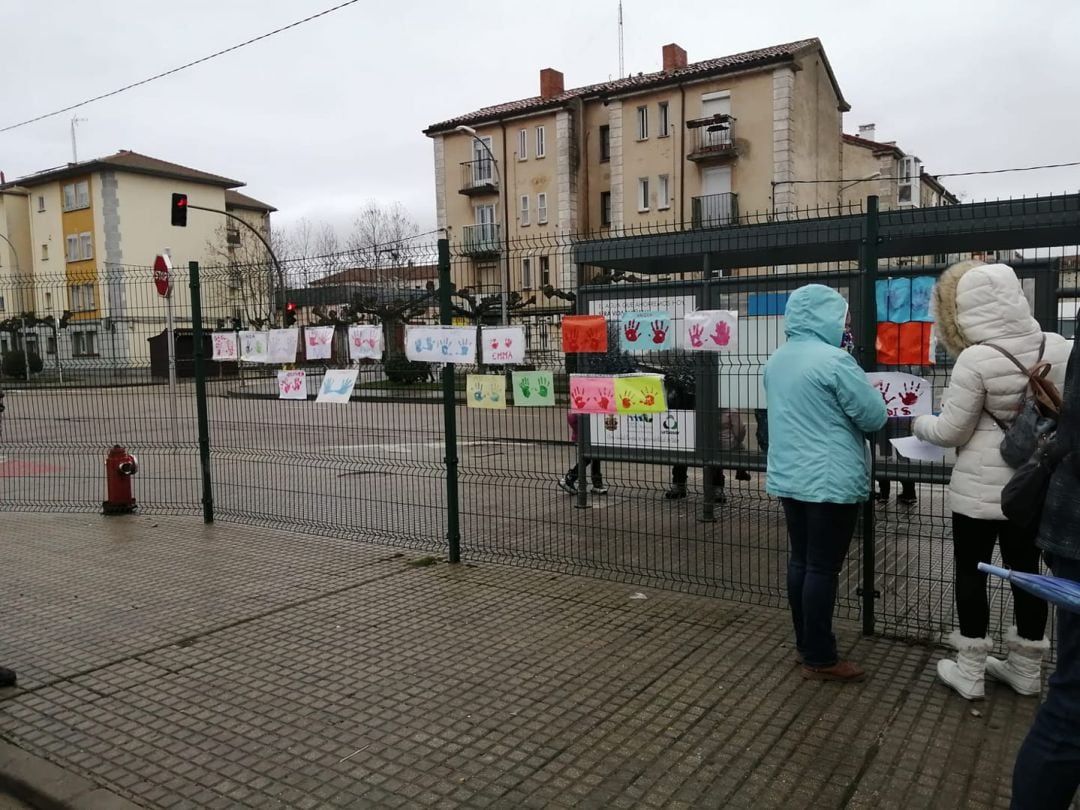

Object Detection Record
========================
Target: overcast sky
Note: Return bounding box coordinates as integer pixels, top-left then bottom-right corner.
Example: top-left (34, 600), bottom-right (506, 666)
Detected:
top-left (2, 0), bottom-right (1078, 238)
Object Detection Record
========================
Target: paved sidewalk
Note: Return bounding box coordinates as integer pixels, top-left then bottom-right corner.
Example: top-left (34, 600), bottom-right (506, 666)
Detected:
top-left (0, 513), bottom-right (1039, 809)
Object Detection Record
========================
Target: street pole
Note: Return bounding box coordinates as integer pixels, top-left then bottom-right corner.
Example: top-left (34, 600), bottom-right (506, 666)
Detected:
top-left (859, 195), bottom-right (880, 637)
top-left (438, 239), bottom-right (461, 563)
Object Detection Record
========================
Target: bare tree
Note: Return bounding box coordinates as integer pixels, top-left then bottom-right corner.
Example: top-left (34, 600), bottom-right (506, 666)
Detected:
top-left (346, 201), bottom-right (420, 280)
top-left (313, 223), bottom-right (347, 280)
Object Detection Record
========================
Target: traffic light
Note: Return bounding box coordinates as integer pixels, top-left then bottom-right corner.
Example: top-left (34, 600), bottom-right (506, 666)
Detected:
top-left (170, 193), bottom-right (188, 227)
top-left (284, 302), bottom-right (297, 327)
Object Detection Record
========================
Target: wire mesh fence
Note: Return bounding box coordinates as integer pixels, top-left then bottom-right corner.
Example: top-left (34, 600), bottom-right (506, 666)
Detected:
top-left (2, 194), bottom-right (1078, 649)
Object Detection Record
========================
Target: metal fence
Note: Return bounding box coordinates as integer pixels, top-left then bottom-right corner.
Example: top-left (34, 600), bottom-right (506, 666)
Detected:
top-left (2, 194), bottom-right (1078, 647)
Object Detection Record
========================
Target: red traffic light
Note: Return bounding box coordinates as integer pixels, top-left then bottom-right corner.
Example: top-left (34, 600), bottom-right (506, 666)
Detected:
top-left (286, 302), bottom-right (297, 312)
top-left (170, 193), bottom-right (189, 227)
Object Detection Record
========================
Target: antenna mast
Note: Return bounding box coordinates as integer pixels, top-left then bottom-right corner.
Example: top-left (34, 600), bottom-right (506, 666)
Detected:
top-left (70, 116), bottom-right (86, 163)
top-left (618, 1), bottom-right (624, 78)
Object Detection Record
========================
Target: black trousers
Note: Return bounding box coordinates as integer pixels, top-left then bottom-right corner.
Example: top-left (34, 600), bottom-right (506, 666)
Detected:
top-left (952, 513), bottom-right (1047, 641)
top-left (566, 459), bottom-right (602, 485)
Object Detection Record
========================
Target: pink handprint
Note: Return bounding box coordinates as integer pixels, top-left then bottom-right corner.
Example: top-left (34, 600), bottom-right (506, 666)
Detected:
top-left (491, 338), bottom-right (500, 350)
top-left (709, 320), bottom-right (731, 347)
top-left (624, 320), bottom-right (641, 342)
top-left (651, 321), bottom-right (668, 344)
top-left (899, 381), bottom-right (921, 406)
top-left (689, 323), bottom-right (705, 348)
top-left (503, 338), bottom-right (513, 348)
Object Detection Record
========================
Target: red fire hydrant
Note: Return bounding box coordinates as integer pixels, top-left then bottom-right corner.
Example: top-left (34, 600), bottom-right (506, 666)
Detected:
top-left (103, 445), bottom-right (139, 515)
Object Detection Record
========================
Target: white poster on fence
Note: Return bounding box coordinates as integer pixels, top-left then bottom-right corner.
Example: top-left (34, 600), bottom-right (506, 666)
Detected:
top-left (316, 369), bottom-right (358, 404)
top-left (480, 326), bottom-right (526, 365)
top-left (267, 329), bottom-right (299, 364)
top-left (348, 325), bottom-right (384, 360)
top-left (405, 325), bottom-right (477, 364)
top-left (304, 326), bottom-right (335, 360)
top-left (717, 316), bottom-right (787, 410)
top-left (684, 310), bottom-right (739, 352)
top-left (865, 372), bottom-right (932, 418)
top-left (211, 332), bottom-right (238, 361)
top-left (589, 410), bottom-right (696, 452)
top-left (277, 370), bottom-right (307, 400)
top-left (588, 294), bottom-right (696, 350)
top-left (239, 330), bottom-right (269, 363)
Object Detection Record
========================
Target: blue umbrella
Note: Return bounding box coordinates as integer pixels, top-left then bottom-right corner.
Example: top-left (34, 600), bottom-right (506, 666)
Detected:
top-left (979, 563), bottom-right (1080, 614)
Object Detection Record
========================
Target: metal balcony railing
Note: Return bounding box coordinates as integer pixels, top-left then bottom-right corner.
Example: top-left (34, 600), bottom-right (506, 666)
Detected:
top-left (691, 193), bottom-right (739, 229)
top-left (461, 223), bottom-right (502, 256)
top-left (459, 160), bottom-right (498, 195)
top-left (686, 115), bottom-right (737, 162)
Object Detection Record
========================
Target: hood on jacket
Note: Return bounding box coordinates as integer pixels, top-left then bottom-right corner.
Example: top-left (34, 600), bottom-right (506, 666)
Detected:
top-left (784, 284), bottom-right (847, 347)
top-left (932, 261), bottom-right (1041, 356)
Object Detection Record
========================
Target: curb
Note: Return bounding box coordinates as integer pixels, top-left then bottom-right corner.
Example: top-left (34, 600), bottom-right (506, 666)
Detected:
top-left (0, 742), bottom-right (143, 810)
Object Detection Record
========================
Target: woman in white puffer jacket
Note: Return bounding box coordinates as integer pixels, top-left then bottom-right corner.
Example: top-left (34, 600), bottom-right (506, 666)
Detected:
top-left (914, 261), bottom-right (1070, 701)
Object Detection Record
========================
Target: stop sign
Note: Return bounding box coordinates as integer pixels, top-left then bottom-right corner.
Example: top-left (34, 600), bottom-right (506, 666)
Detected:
top-left (153, 254), bottom-right (172, 297)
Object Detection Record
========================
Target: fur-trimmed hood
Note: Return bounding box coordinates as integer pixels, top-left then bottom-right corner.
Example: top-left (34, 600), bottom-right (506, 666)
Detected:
top-left (931, 261), bottom-right (1041, 356)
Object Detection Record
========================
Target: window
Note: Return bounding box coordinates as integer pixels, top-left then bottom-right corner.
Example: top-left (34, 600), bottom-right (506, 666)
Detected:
top-left (37, 196), bottom-right (45, 212)
top-left (80, 232), bottom-right (93, 260)
top-left (636, 106), bottom-right (648, 140)
top-left (44, 292), bottom-right (52, 311)
top-left (520, 194), bottom-right (530, 226)
top-left (518, 128), bottom-right (528, 160)
top-left (41, 244), bottom-right (49, 261)
top-left (69, 283), bottom-right (95, 312)
top-left (72, 331), bottom-right (97, 357)
top-left (658, 102), bottom-right (670, 137)
top-left (599, 125), bottom-right (610, 162)
top-left (0, 295), bottom-right (5, 312)
top-left (600, 192), bottom-right (612, 227)
top-left (658, 175), bottom-right (670, 210)
top-left (535, 126), bottom-right (546, 158)
top-left (62, 180), bottom-right (89, 211)
top-left (522, 257), bottom-right (533, 289)
top-left (66, 235), bottom-right (79, 262)
top-left (540, 255), bottom-right (551, 287)
top-left (537, 192), bottom-right (548, 224)
top-left (63, 184), bottom-right (76, 211)
top-left (46, 336), bottom-right (57, 355)
top-left (638, 178), bottom-right (650, 212)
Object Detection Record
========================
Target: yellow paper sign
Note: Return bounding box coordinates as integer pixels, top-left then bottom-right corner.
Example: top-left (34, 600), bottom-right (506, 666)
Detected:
top-left (614, 375), bottom-right (666, 414)
top-left (466, 374), bottom-right (506, 409)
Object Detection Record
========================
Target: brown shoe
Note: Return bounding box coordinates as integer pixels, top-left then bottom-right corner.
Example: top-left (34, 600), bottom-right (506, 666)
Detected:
top-left (801, 660), bottom-right (866, 682)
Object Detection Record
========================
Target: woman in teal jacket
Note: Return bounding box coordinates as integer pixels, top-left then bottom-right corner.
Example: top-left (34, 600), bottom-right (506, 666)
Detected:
top-left (764, 284), bottom-right (887, 682)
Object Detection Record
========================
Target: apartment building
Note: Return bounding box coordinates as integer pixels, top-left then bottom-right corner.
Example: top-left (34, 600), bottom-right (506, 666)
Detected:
top-left (425, 37), bottom-right (850, 295)
top-left (840, 124), bottom-right (958, 212)
top-left (0, 151), bottom-right (273, 368)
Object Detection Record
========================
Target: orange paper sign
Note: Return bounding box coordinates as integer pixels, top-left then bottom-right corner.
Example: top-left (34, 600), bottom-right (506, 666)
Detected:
top-left (562, 315), bottom-right (608, 353)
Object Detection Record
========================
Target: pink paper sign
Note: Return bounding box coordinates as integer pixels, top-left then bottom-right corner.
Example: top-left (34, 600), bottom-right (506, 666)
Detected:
top-left (568, 375), bottom-right (616, 414)
top-left (684, 310), bottom-right (738, 351)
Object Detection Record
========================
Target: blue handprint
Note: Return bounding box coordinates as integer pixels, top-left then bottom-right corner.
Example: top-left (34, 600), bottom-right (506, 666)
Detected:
top-left (489, 390), bottom-right (501, 403)
top-left (458, 339), bottom-right (471, 356)
top-left (423, 337), bottom-right (435, 352)
top-left (439, 338), bottom-right (451, 356)
top-left (472, 388), bottom-right (484, 401)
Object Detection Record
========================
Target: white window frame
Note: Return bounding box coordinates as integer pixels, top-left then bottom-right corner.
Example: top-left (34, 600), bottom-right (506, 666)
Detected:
top-left (66, 235), bottom-right (80, 263)
top-left (658, 102), bottom-right (670, 137)
top-left (37, 196), bottom-right (45, 212)
top-left (80, 232), bottom-right (93, 260)
top-left (518, 128), bottom-right (528, 160)
top-left (638, 178), bottom-right (650, 212)
top-left (76, 180), bottom-right (89, 208)
top-left (540, 255), bottom-right (551, 287)
top-left (41, 244), bottom-right (49, 261)
top-left (537, 192), bottom-right (548, 224)
top-left (636, 106), bottom-right (648, 140)
top-left (522, 257), bottom-right (533, 289)
top-left (658, 175), bottom-right (670, 210)
top-left (520, 194), bottom-right (530, 226)
top-left (535, 126), bottom-right (546, 158)
top-left (62, 183), bottom-right (77, 211)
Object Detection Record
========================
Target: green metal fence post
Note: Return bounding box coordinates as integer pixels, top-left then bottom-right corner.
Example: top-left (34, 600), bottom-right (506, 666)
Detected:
top-left (188, 261), bottom-right (214, 523)
top-left (859, 196), bottom-right (880, 635)
top-left (438, 240), bottom-right (462, 563)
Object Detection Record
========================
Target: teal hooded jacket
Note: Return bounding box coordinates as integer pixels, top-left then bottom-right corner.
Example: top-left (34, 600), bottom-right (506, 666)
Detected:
top-left (764, 284), bottom-right (888, 504)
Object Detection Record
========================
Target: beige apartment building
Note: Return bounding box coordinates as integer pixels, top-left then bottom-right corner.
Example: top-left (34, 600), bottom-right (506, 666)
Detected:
top-left (0, 151), bottom-right (274, 367)
top-left (840, 124), bottom-right (958, 212)
top-left (425, 37), bottom-right (851, 295)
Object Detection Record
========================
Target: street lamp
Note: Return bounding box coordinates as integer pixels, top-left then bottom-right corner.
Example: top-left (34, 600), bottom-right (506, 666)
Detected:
top-left (455, 124), bottom-right (510, 326)
top-left (838, 171), bottom-right (882, 208)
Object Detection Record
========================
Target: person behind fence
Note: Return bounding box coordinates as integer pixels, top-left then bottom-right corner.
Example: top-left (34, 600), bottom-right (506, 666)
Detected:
top-left (764, 284), bottom-right (888, 682)
top-left (1011, 323), bottom-right (1080, 809)
top-left (559, 412), bottom-right (607, 495)
top-left (913, 260), bottom-right (1070, 701)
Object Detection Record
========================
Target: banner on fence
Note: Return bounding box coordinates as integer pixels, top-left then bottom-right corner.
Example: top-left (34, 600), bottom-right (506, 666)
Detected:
top-left (466, 374), bottom-right (506, 409)
top-left (562, 315), bottom-right (608, 353)
top-left (211, 332), bottom-right (238, 361)
top-left (277, 370), bottom-right (307, 400)
top-left (348, 325), bottom-right (383, 360)
top-left (614, 374), bottom-right (667, 414)
top-left (316, 369), bottom-right (358, 404)
top-left (685, 310), bottom-right (738, 351)
top-left (591, 410), bottom-right (696, 452)
top-left (569, 375), bottom-right (616, 414)
top-left (481, 327), bottom-right (525, 365)
top-left (239, 331), bottom-right (269, 363)
top-left (406, 326), bottom-right (477, 363)
top-left (866, 372), bottom-right (932, 417)
top-left (619, 312), bottom-right (672, 351)
top-left (512, 371), bottom-right (554, 406)
top-left (268, 329), bottom-right (299, 364)
top-left (304, 326), bottom-right (335, 360)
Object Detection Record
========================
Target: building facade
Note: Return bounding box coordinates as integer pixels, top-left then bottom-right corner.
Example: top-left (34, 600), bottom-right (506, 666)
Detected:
top-left (840, 124), bottom-right (958, 213)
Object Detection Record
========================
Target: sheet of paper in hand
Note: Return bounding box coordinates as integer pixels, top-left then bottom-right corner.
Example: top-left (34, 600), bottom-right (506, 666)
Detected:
top-left (481, 327), bottom-right (525, 364)
top-left (239, 331), bottom-right (269, 363)
top-left (619, 311), bottom-right (672, 351)
top-left (348, 325), bottom-right (384, 360)
top-left (267, 329), bottom-right (299, 364)
top-left (684, 310), bottom-right (738, 352)
top-left (561, 315), bottom-right (608, 353)
top-left (511, 371), bottom-right (555, 407)
top-left (405, 326), bottom-right (477, 363)
top-left (304, 326), bottom-right (335, 360)
top-left (211, 332), bottom-right (238, 361)
top-left (890, 436), bottom-right (947, 463)
top-left (277, 370), bottom-right (307, 400)
top-left (614, 374), bottom-right (667, 414)
top-left (568, 375), bottom-right (617, 414)
top-left (466, 374), bottom-right (507, 409)
top-left (316, 369), bottom-right (359, 404)
top-left (866, 372), bottom-right (932, 418)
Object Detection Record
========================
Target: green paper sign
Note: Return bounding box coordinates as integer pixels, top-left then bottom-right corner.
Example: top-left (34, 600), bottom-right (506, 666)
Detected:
top-left (512, 371), bottom-right (555, 407)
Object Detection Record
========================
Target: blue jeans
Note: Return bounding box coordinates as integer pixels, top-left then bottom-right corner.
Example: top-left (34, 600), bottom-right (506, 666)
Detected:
top-left (781, 498), bottom-right (859, 668)
top-left (1011, 554), bottom-right (1080, 809)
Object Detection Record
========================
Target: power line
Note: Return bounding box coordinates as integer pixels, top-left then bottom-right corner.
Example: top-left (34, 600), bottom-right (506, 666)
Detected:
top-left (776, 160), bottom-right (1080, 185)
top-left (0, 0), bottom-right (363, 134)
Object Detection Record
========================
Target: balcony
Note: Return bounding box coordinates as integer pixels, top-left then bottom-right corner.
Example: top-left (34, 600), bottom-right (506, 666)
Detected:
top-left (686, 115), bottom-right (738, 162)
top-left (691, 193), bottom-right (739, 229)
top-left (459, 160), bottom-right (499, 196)
top-left (461, 223), bottom-right (502, 257)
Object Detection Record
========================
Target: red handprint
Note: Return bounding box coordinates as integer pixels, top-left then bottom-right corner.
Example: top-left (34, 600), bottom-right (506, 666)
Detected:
top-left (689, 323), bottom-right (705, 348)
top-left (876, 382), bottom-right (897, 405)
top-left (643, 391), bottom-right (657, 407)
top-left (623, 320), bottom-right (641, 342)
top-left (620, 395), bottom-right (633, 410)
top-left (490, 338), bottom-right (500, 350)
top-left (650, 320), bottom-right (668, 344)
top-left (571, 387), bottom-right (588, 410)
top-left (899, 381), bottom-right (921, 406)
top-left (597, 394), bottom-right (611, 411)
top-left (709, 320), bottom-right (731, 347)
top-left (504, 338), bottom-right (513, 348)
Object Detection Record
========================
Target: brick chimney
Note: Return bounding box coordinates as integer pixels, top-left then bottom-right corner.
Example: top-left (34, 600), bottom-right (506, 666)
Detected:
top-left (540, 68), bottom-right (565, 99)
top-left (663, 43), bottom-right (688, 72)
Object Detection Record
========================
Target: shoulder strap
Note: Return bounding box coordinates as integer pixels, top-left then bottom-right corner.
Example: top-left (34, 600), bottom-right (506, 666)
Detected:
top-left (981, 341), bottom-right (1032, 377)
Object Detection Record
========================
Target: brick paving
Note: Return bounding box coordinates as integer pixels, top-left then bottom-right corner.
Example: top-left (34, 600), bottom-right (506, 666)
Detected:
top-left (0, 512), bottom-right (1040, 808)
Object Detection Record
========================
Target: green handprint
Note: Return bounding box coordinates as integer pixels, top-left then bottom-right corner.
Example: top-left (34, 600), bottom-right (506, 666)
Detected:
top-left (538, 377), bottom-right (550, 398)
top-left (518, 377), bottom-right (532, 398)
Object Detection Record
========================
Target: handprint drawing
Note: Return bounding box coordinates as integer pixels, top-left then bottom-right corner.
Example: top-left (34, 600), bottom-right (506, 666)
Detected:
top-left (623, 319), bottom-right (641, 342)
top-left (689, 323), bottom-right (705, 348)
top-left (537, 378), bottom-right (549, 398)
top-left (458, 339), bottom-right (471, 356)
top-left (875, 381), bottom-right (897, 405)
top-left (518, 377), bottom-right (532, 398)
top-left (620, 394), bottom-right (633, 410)
top-left (709, 320), bottom-right (731, 347)
top-left (571, 387), bottom-right (588, 410)
top-left (422, 337), bottom-right (435, 352)
top-left (472, 388), bottom-right (484, 402)
top-left (503, 338), bottom-right (513, 349)
top-left (650, 320), bottom-right (668, 345)
top-left (899, 381), bottom-right (921, 406)
top-left (438, 338), bottom-right (451, 356)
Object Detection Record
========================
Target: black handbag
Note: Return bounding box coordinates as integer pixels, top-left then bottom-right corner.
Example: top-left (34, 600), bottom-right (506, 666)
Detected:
top-left (1000, 438), bottom-right (1067, 528)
